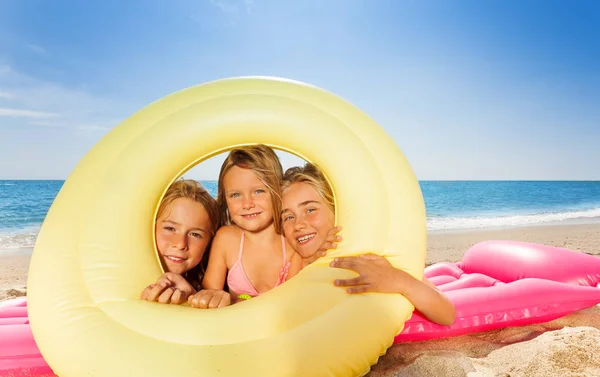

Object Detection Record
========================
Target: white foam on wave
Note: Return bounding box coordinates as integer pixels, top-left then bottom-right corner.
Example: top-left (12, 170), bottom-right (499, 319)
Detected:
top-left (428, 207), bottom-right (600, 231)
top-left (0, 226), bottom-right (40, 249)
top-left (2, 207), bottom-right (600, 247)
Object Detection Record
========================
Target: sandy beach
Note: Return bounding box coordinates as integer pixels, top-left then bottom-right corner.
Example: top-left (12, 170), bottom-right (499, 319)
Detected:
top-left (2, 222), bottom-right (600, 376)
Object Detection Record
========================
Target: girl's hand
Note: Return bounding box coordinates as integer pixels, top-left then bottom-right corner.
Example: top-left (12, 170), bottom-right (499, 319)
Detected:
top-left (330, 254), bottom-right (456, 326)
top-left (302, 226), bottom-right (343, 267)
top-left (188, 289), bottom-right (231, 309)
top-left (329, 253), bottom-right (407, 294)
top-left (140, 272), bottom-right (196, 305)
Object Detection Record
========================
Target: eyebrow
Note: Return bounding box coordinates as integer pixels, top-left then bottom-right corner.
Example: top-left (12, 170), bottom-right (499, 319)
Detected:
top-left (281, 200), bottom-right (321, 214)
top-left (226, 185), bottom-right (267, 193)
top-left (160, 220), bottom-right (208, 234)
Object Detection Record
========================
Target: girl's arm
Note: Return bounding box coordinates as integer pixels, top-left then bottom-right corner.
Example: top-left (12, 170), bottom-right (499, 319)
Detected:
top-left (201, 227), bottom-right (236, 290)
top-left (329, 254), bottom-right (456, 326)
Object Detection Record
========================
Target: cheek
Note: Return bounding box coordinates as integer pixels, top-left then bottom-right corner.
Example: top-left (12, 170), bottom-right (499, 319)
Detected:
top-left (189, 239), bottom-right (209, 261)
top-left (282, 221), bottom-right (294, 237)
top-left (311, 214), bottom-right (331, 235)
top-left (225, 197), bottom-right (236, 210)
top-left (260, 195), bottom-right (273, 209)
top-left (155, 230), bottom-right (170, 251)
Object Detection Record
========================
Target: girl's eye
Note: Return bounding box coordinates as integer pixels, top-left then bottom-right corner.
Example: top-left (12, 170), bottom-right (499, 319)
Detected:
top-left (229, 193), bottom-right (240, 198)
top-left (282, 215), bottom-right (294, 222)
top-left (255, 189), bottom-right (265, 194)
top-left (164, 226), bottom-right (175, 231)
top-left (190, 232), bottom-right (203, 239)
top-left (307, 207), bottom-right (317, 214)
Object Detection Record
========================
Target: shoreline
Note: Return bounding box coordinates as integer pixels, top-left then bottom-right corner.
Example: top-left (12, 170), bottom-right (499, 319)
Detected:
top-left (2, 222), bottom-right (598, 295)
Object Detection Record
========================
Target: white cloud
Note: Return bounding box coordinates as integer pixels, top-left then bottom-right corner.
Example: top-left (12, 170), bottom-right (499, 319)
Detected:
top-left (0, 91), bottom-right (13, 99)
top-left (27, 44), bottom-right (47, 56)
top-left (0, 63), bottom-right (122, 132)
top-left (0, 107), bottom-right (58, 118)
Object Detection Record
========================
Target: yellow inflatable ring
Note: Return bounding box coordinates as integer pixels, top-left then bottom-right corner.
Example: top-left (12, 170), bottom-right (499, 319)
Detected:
top-left (27, 77), bottom-right (426, 377)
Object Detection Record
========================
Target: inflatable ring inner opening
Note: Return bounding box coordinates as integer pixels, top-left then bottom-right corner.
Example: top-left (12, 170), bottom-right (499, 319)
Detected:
top-left (27, 77), bottom-right (427, 377)
top-left (152, 145), bottom-right (338, 274)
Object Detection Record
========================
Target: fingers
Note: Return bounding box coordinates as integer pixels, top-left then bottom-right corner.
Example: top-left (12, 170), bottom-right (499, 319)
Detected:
top-left (329, 257), bottom-right (362, 271)
top-left (322, 227), bottom-right (343, 248)
top-left (217, 293), bottom-right (231, 308)
top-left (158, 287), bottom-right (176, 304)
top-left (345, 284), bottom-right (373, 294)
top-left (189, 290), bottom-right (230, 309)
top-left (303, 250), bottom-right (327, 267)
top-left (188, 292), bottom-right (206, 308)
top-left (170, 289), bottom-right (188, 305)
top-left (156, 276), bottom-right (172, 287)
top-left (334, 276), bottom-right (367, 287)
top-left (327, 226), bottom-right (343, 237)
top-left (334, 276), bottom-right (373, 294)
top-left (318, 241), bottom-right (337, 252)
top-left (208, 292), bottom-right (231, 309)
top-left (140, 284), bottom-right (154, 300)
top-left (144, 283), bottom-right (169, 302)
top-left (316, 226), bottom-right (343, 253)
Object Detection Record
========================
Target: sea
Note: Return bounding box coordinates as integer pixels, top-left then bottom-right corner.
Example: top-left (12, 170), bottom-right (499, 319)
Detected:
top-left (1, 180), bottom-right (600, 250)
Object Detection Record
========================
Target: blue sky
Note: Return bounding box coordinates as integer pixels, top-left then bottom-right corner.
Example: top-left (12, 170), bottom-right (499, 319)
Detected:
top-left (0, 0), bottom-right (598, 180)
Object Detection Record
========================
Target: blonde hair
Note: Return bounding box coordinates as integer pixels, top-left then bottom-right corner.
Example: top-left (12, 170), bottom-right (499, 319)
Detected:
top-left (217, 144), bottom-right (284, 234)
top-left (282, 162), bottom-right (335, 213)
top-left (157, 179), bottom-right (220, 289)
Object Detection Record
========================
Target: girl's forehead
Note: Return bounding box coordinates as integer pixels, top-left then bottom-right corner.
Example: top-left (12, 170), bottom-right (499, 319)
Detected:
top-left (284, 182), bottom-right (320, 201)
top-left (224, 167), bottom-right (265, 186)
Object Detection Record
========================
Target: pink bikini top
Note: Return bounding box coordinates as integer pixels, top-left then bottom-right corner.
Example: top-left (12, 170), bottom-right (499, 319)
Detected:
top-left (227, 232), bottom-right (292, 299)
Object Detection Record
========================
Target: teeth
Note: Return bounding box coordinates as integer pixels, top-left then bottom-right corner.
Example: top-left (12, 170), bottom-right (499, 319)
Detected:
top-left (166, 256), bottom-right (184, 262)
top-left (297, 234), bottom-right (315, 243)
top-left (243, 213), bottom-right (259, 218)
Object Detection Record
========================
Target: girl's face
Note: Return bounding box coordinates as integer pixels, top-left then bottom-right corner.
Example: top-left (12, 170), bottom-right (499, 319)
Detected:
top-left (155, 197), bottom-right (212, 275)
top-left (223, 166), bottom-right (274, 233)
top-left (281, 182), bottom-right (334, 259)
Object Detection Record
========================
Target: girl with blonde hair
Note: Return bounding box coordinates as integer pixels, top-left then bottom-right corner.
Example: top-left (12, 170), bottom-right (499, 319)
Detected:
top-left (280, 163), bottom-right (456, 326)
top-left (191, 145), bottom-right (301, 306)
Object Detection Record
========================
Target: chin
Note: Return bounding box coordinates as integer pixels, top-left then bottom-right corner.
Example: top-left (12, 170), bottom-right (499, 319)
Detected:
top-left (165, 264), bottom-right (185, 275)
top-left (297, 245), bottom-right (319, 259)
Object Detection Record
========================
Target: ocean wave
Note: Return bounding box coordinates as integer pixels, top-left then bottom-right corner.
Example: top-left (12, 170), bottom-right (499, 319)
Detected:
top-left (428, 207), bottom-right (600, 231)
top-left (0, 226), bottom-right (40, 249)
top-left (1, 208), bottom-right (600, 248)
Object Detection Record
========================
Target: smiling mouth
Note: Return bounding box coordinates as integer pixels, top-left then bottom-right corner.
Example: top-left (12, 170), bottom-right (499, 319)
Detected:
top-left (164, 255), bottom-right (186, 263)
top-left (241, 212), bottom-right (261, 219)
top-left (296, 233), bottom-right (316, 245)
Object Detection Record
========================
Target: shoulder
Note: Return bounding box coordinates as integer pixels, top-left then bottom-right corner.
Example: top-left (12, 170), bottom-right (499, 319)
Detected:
top-left (212, 225), bottom-right (243, 252)
top-left (214, 225), bottom-right (242, 241)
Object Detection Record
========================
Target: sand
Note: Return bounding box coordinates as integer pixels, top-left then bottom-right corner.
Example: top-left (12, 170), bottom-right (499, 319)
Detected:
top-left (2, 222), bottom-right (600, 377)
top-left (0, 247), bottom-right (30, 301)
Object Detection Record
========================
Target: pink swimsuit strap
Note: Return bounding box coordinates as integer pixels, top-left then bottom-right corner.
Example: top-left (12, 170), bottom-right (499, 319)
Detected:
top-left (226, 232), bottom-right (292, 298)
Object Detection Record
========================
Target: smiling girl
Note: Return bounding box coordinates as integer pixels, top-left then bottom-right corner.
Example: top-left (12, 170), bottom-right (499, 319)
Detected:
top-left (140, 179), bottom-right (222, 305)
top-left (193, 145), bottom-right (301, 305)
top-left (280, 163), bottom-right (456, 326)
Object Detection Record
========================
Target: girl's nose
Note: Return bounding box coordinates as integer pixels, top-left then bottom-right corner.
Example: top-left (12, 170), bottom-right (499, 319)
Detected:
top-left (242, 197), bottom-right (255, 210)
top-left (294, 219), bottom-right (307, 231)
top-left (173, 233), bottom-right (188, 249)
